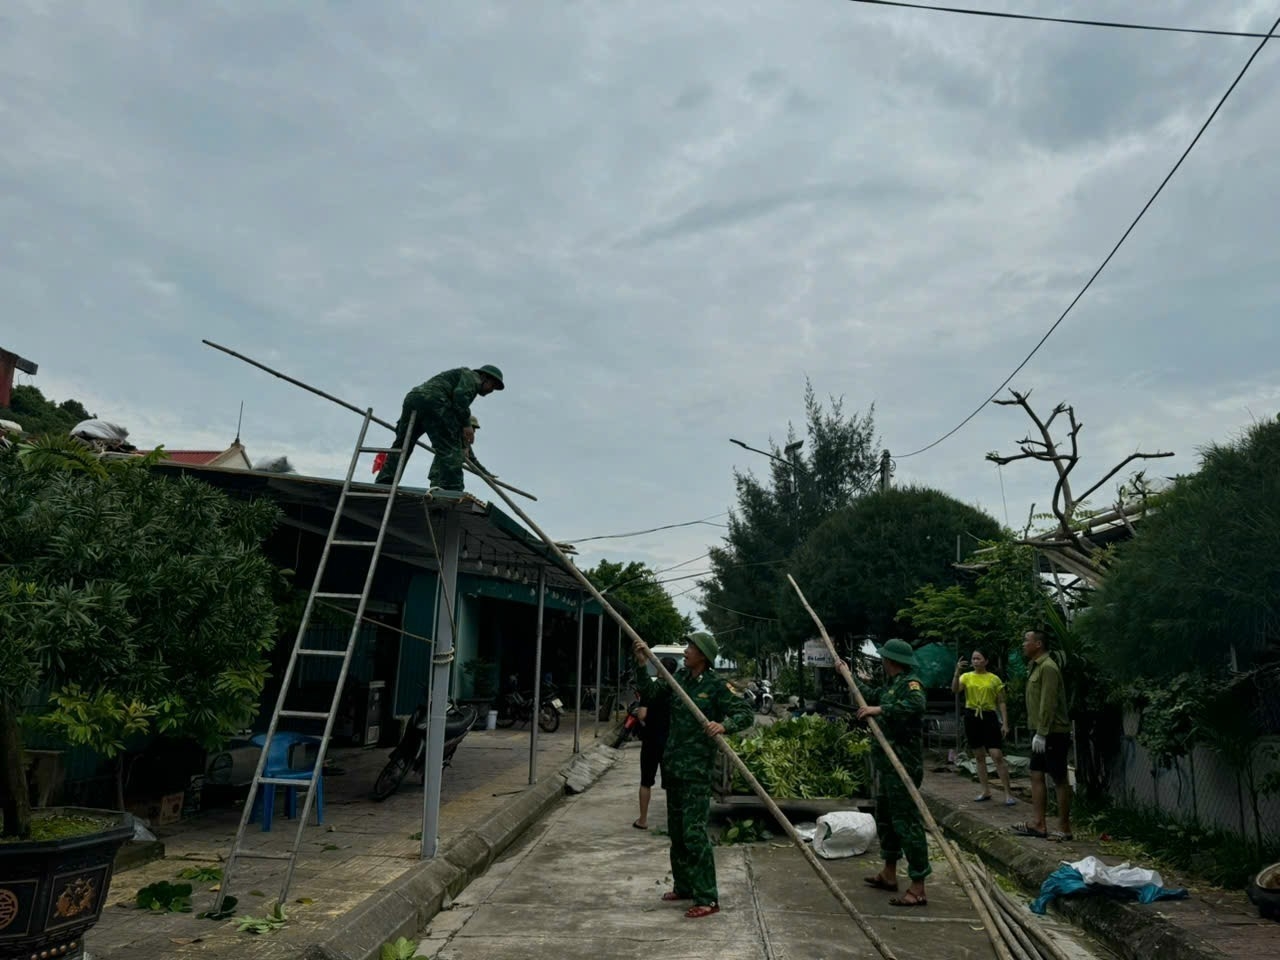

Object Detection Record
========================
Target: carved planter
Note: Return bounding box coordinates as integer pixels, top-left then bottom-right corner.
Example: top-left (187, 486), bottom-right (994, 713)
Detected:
top-left (0, 809), bottom-right (133, 960)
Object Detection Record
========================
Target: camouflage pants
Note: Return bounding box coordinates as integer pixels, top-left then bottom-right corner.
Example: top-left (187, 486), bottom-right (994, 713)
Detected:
top-left (375, 391), bottom-right (463, 489)
top-left (666, 778), bottom-right (718, 906)
top-left (875, 769), bottom-right (931, 882)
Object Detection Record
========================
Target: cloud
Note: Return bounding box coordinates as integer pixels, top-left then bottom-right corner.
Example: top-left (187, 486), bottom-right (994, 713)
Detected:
top-left (2, 0), bottom-right (1277, 626)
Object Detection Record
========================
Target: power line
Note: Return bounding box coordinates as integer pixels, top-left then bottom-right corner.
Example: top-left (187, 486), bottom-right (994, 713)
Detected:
top-left (847, 0), bottom-right (1278, 39)
top-left (568, 512), bottom-right (729, 543)
top-left (897, 13), bottom-right (1280, 459)
top-left (698, 596), bottom-right (779, 622)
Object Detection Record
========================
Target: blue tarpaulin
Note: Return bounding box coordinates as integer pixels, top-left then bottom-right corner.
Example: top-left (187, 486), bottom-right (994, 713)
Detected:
top-left (1031, 865), bottom-right (1189, 915)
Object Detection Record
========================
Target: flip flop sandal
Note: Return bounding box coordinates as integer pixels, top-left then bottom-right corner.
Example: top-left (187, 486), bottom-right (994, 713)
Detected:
top-left (1004, 798), bottom-right (1018, 806)
top-left (1009, 823), bottom-right (1048, 839)
top-left (1049, 831), bottom-right (1074, 841)
top-left (632, 820), bottom-right (648, 830)
top-left (685, 904), bottom-right (720, 919)
top-left (661, 892), bottom-right (692, 902)
top-left (863, 876), bottom-right (900, 892)
top-left (888, 893), bottom-right (928, 908)
top-left (973, 795), bottom-right (992, 802)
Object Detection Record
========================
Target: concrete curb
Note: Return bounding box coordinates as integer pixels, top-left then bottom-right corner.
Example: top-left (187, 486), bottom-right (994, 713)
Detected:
top-left (925, 792), bottom-right (1230, 960)
top-left (303, 730), bottom-right (622, 960)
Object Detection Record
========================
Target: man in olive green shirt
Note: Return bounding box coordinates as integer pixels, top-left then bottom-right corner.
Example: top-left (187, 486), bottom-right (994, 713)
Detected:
top-left (1016, 629), bottom-right (1072, 840)
top-left (633, 634), bottom-right (754, 919)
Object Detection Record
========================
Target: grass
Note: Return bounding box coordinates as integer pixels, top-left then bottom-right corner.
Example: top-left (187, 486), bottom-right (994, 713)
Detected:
top-left (0, 813), bottom-right (115, 843)
top-left (1075, 802), bottom-right (1280, 891)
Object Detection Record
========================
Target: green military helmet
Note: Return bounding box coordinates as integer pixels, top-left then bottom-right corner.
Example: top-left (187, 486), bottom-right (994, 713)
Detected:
top-left (469, 415), bottom-right (480, 429)
top-left (475, 364), bottom-right (505, 389)
top-left (688, 632), bottom-right (719, 664)
top-left (878, 637), bottom-right (917, 668)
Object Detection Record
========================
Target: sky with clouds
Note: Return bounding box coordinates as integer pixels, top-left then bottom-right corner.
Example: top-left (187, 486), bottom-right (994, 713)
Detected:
top-left (3, 0), bottom-right (1278, 625)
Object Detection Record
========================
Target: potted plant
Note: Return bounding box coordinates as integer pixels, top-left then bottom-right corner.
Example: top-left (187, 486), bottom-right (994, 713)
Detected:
top-left (0, 437), bottom-right (282, 959)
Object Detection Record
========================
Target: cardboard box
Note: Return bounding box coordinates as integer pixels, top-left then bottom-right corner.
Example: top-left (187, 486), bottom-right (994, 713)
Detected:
top-left (157, 791), bottom-right (184, 825)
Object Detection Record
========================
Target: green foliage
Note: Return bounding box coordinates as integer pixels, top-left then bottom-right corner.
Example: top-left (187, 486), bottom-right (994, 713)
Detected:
top-left (718, 817), bottom-right (773, 845)
top-left (700, 384), bottom-right (880, 666)
top-left (237, 902), bottom-right (287, 934)
top-left (583, 559), bottom-right (690, 646)
top-left (0, 385), bottom-right (93, 439)
top-left (381, 936), bottom-right (426, 960)
top-left (780, 486), bottom-right (1004, 647)
top-left (1126, 674), bottom-right (1203, 769)
top-left (728, 715), bottom-right (871, 798)
top-left (1080, 417), bottom-right (1280, 680)
top-left (198, 895), bottom-right (238, 921)
top-left (177, 866), bottom-right (223, 883)
top-left (0, 435), bottom-right (282, 836)
top-left (0, 813), bottom-right (112, 843)
top-left (136, 881), bottom-right (194, 913)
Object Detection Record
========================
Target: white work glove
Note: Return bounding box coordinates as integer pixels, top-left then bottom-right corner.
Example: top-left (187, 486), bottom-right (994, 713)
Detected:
top-left (1032, 734), bottom-right (1047, 754)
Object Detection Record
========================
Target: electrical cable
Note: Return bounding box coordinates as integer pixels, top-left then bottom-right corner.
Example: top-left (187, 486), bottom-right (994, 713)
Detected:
top-left (568, 512), bottom-right (729, 543)
top-left (896, 13), bottom-right (1280, 459)
top-left (847, 0), bottom-right (1278, 39)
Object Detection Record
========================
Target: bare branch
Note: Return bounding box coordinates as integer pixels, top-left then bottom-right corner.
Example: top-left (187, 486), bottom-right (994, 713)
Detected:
top-left (1076, 451), bottom-right (1176, 507)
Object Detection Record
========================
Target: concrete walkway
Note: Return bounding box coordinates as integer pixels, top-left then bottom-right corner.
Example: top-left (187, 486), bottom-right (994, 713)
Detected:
top-left (88, 723), bottom-right (598, 959)
top-left (413, 744), bottom-right (1110, 960)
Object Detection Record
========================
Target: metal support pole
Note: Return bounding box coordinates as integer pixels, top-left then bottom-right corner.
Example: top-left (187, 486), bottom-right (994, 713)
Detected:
top-left (593, 612), bottom-right (603, 739)
top-left (529, 568), bottom-right (546, 785)
top-left (421, 508), bottom-right (461, 859)
top-left (614, 622), bottom-right (622, 720)
top-left (573, 596), bottom-right (584, 753)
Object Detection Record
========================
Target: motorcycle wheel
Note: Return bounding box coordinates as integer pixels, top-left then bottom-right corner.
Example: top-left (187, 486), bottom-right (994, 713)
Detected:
top-left (372, 755), bottom-right (411, 801)
top-left (494, 706), bottom-right (517, 729)
top-left (538, 705), bottom-right (561, 733)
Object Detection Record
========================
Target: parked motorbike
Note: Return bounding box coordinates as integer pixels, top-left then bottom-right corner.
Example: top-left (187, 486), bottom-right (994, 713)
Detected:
top-left (372, 696), bottom-right (478, 801)
top-left (494, 675), bottom-right (563, 733)
top-left (612, 696), bottom-right (644, 748)
top-left (742, 679), bottom-right (775, 715)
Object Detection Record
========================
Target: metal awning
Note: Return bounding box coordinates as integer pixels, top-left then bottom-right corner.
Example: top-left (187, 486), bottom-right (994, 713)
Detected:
top-left (152, 463), bottom-right (591, 594)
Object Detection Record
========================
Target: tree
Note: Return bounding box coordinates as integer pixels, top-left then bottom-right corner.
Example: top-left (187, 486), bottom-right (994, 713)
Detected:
top-left (779, 486), bottom-right (1005, 648)
top-left (1079, 416), bottom-right (1280, 680)
top-left (0, 436), bottom-right (282, 837)
top-left (700, 383), bottom-right (880, 667)
top-left (1, 384), bottom-right (94, 438)
top-left (584, 559), bottom-right (691, 647)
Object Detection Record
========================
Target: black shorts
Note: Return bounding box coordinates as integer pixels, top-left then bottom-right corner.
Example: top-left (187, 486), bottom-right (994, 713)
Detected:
top-left (640, 737), bottom-right (664, 788)
top-left (1029, 732), bottom-right (1071, 782)
top-left (963, 710), bottom-right (1003, 751)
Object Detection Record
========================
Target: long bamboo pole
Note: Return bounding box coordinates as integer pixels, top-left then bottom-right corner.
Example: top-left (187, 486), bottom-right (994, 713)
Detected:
top-left (202, 340), bottom-right (537, 501)
top-left (786, 574), bottom-right (1015, 960)
top-left (467, 472), bottom-right (900, 959)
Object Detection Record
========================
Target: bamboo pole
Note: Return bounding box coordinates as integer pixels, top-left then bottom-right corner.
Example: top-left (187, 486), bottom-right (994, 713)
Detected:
top-left (202, 340), bottom-right (538, 501)
top-left (468, 469), bottom-right (900, 959)
top-left (786, 574), bottom-right (1015, 960)
top-left (975, 860), bottom-right (1072, 960)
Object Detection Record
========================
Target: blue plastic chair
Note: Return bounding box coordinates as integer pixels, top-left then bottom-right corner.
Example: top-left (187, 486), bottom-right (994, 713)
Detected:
top-left (248, 733), bottom-right (324, 831)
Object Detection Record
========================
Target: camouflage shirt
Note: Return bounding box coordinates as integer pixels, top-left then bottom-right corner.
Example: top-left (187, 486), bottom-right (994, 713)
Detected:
top-left (857, 671), bottom-right (927, 779)
top-left (411, 367), bottom-right (482, 435)
top-left (643, 667), bottom-right (755, 784)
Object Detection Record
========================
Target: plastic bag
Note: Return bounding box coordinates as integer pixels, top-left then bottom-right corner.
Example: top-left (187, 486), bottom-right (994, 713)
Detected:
top-left (131, 815), bottom-right (157, 842)
top-left (1070, 855), bottom-right (1162, 890)
top-left (253, 454), bottom-right (296, 474)
top-left (813, 811), bottom-right (877, 859)
top-left (70, 419), bottom-right (130, 443)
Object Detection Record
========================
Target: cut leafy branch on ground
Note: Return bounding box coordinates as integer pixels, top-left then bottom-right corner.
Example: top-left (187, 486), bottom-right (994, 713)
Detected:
top-left (728, 714), bottom-right (871, 799)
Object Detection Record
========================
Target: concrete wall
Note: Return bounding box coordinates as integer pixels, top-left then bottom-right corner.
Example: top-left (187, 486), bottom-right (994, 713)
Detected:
top-left (1111, 708), bottom-right (1280, 843)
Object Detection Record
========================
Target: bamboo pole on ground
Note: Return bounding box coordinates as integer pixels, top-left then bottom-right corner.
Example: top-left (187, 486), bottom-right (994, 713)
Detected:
top-left (786, 574), bottom-right (1015, 960)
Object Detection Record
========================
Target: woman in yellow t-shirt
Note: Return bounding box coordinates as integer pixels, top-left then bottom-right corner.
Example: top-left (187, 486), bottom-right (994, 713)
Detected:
top-left (952, 649), bottom-right (1015, 806)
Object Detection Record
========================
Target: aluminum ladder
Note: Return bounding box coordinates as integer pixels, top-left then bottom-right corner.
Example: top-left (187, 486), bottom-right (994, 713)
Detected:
top-left (215, 409), bottom-right (415, 912)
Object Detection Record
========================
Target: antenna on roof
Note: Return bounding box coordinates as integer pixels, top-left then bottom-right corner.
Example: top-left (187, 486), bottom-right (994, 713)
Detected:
top-left (234, 401), bottom-right (244, 445)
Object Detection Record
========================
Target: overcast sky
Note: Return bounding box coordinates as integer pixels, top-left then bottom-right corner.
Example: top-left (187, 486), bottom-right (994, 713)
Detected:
top-left (4, 1), bottom-right (1278, 626)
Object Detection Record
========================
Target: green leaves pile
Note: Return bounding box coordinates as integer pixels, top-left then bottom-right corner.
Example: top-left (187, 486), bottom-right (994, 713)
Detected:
top-left (136, 881), bottom-right (193, 913)
top-left (728, 715), bottom-right (871, 799)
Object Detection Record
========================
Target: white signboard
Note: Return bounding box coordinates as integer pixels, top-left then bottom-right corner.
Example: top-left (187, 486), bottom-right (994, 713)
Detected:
top-left (803, 639), bottom-right (835, 668)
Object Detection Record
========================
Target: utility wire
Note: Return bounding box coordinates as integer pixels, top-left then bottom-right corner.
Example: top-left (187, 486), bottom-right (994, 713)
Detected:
top-left (897, 13), bottom-right (1280, 459)
top-left (848, 0), bottom-right (1278, 39)
top-left (568, 512), bottom-right (729, 543)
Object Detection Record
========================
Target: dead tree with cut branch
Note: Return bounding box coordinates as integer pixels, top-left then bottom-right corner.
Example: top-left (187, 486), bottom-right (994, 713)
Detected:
top-left (984, 389), bottom-right (1174, 586)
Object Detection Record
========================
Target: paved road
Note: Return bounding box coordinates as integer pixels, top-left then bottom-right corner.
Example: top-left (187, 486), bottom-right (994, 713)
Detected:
top-left (415, 743), bottom-right (1116, 960)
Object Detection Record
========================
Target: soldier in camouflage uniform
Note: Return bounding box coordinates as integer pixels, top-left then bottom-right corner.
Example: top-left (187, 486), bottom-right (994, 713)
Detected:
top-left (374, 365), bottom-right (504, 489)
top-left (463, 415), bottom-right (493, 478)
top-left (633, 633), bottom-right (754, 919)
top-left (857, 638), bottom-right (931, 907)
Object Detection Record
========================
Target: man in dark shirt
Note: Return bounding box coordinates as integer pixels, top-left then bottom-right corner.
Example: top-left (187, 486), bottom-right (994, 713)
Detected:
top-left (633, 656), bottom-right (678, 829)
